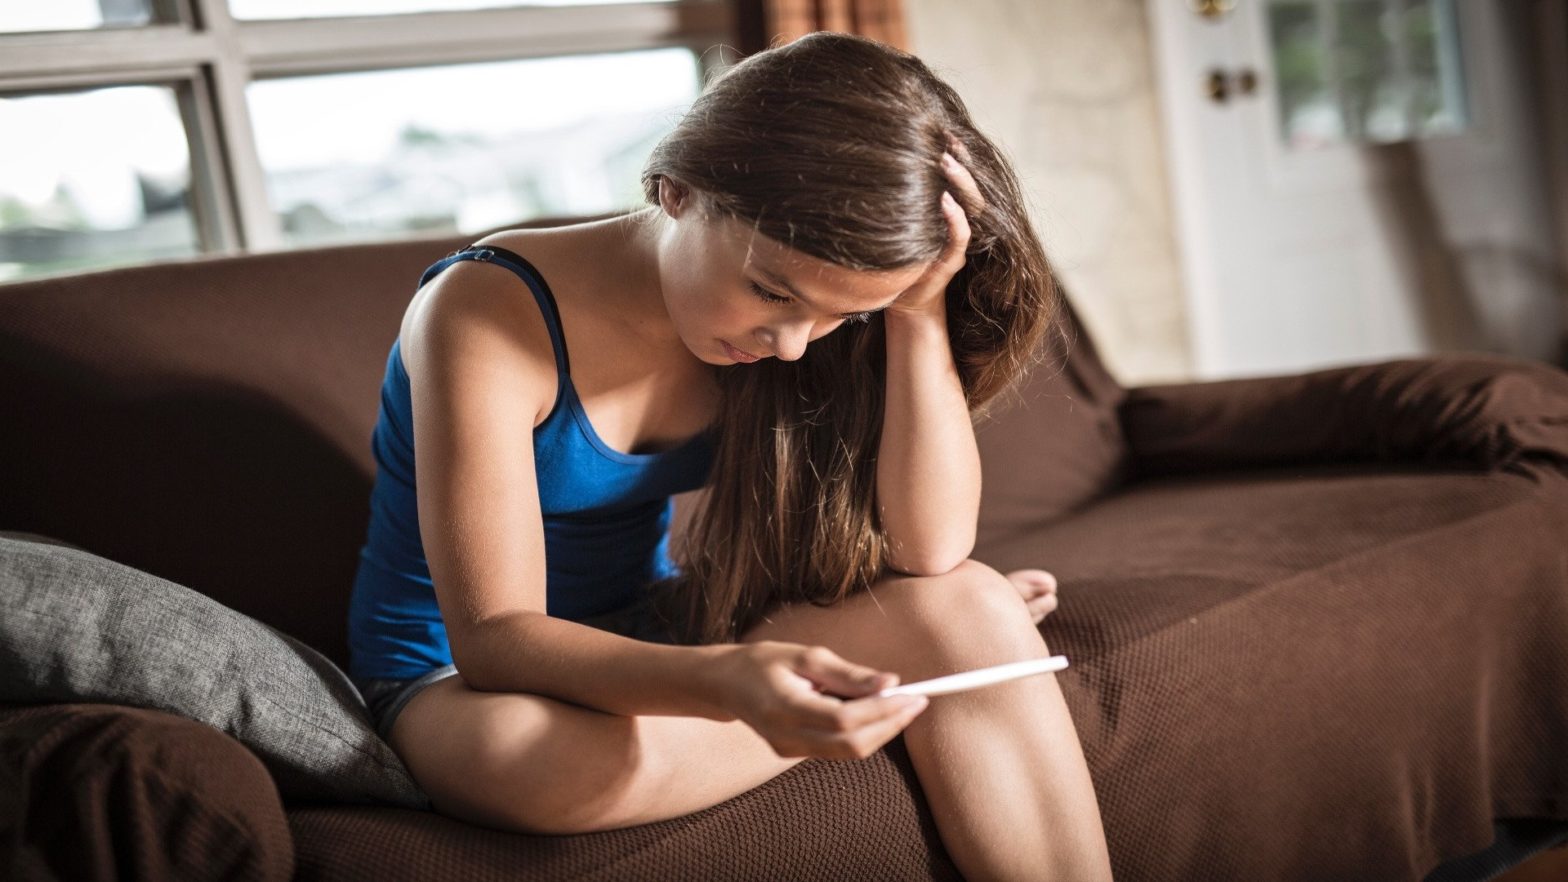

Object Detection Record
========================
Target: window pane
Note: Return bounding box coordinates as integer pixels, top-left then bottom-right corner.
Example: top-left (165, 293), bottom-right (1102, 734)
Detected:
top-left (1336, 0), bottom-right (1402, 141)
top-left (0, 86), bottom-right (199, 282)
top-left (1265, 0), bottom-right (1468, 151)
top-left (246, 50), bottom-right (699, 247)
top-left (229, 0), bottom-right (675, 21)
top-left (1268, 1), bottom-right (1343, 149)
top-left (0, 0), bottom-right (153, 34)
top-left (1404, 0), bottom-right (1467, 136)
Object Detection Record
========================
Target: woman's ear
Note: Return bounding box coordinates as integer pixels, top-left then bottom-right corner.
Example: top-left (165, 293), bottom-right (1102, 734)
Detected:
top-left (658, 175), bottom-right (692, 218)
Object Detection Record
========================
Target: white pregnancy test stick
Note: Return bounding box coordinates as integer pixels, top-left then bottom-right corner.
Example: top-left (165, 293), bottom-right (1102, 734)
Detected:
top-left (873, 655), bottom-right (1070, 699)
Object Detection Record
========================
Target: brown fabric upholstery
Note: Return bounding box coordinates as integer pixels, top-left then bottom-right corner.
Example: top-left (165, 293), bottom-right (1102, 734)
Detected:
top-left (976, 463), bottom-right (1568, 879)
top-left (972, 294), bottom-right (1132, 543)
top-left (3, 231), bottom-right (1567, 880)
top-left (0, 234), bottom-right (473, 670)
top-left (1118, 353), bottom-right (1568, 483)
top-left (0, 702), bottom-right (294, 882)
top-left (288, 737), bottom-right (957, 881)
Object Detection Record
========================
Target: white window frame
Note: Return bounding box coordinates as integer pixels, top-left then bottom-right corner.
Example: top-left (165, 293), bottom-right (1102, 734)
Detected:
top-left (0, 0), bottom-right (738, 256)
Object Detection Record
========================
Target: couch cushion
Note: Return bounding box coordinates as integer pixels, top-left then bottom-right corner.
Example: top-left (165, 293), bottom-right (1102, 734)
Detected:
top-left (287, 735), bottom-right (962, 882)
top-left (0, 701), bottom-right (294, 882)
top-left (972, 292), bottom-right (1131, 550)
top-left (1117, 352), bottom-right (1568, 484)
top-left (0, 532), bottom-right (428, 810)
top-left (0, 232), bottom-right (474, 668)
top-left (977, 463), bottom-right (1568, 880)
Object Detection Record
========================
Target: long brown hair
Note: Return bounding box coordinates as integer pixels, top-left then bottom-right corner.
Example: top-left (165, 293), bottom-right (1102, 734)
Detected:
top-left (639, 31), bottom-right (1066, 646)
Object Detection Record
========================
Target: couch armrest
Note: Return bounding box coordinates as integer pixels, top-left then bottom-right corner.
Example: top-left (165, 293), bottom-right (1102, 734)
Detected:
top-left (1116, 353), bottom-right (1568, 481)
top-left (0, 701), bottom-right (294, 882)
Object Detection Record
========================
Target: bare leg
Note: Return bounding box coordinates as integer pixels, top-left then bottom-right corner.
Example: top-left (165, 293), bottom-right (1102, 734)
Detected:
top-left (900, 614), bottom-right (1111, 881)
top-left (742, 560), bottom-right (1111, 881)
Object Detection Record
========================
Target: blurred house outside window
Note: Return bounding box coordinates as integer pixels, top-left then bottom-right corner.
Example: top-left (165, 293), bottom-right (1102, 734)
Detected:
top-left (0, 87), bottom-right (200, 281)
top-left (247, 50), bottom-right (698, 248)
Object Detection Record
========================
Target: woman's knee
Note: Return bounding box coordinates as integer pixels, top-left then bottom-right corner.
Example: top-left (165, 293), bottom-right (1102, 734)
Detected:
top-left (825, 558), bottom-right (1047, 669)
top-left (737, 557), bottom-right (1046, 684)
top-left (902, 558), bottom-right (1039, 637)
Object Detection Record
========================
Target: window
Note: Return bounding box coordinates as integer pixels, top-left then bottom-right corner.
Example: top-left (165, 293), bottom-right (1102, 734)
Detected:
top-left (0, 86), bottom-right (200, 282)
top-left (1265, 0), bottom-right (1467, 150)
top-left (248, 51), bottom-right (699, 246)
top-left (0, 1), bottom-right (155, 34)
top-left (228, 0), bottom-right (673, 19)
top-left (0, 0), bottom-right (736, 282)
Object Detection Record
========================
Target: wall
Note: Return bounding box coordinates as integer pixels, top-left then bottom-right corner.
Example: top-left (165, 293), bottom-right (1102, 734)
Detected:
top-left (905, 0), bottom-right (1193, 386)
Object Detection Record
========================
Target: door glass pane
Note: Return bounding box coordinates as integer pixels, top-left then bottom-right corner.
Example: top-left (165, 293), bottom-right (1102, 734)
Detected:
top-left (1404, 0), bottom-right (1466, 136)
top-left (1265, 0), bottom-right (1467, 150)
top-left (0, 86), bottom-right (199, 282)
top-left (1336, 0), bottom-right (1401, 141)
top-left (229, 0), bottom-right (675, 20)
top-left (0, 0), bottom-right (154, 34)
top-left (1268, 0), bottom-right (1343, 149)
top-left (246, 49), bottom-right (699, 247)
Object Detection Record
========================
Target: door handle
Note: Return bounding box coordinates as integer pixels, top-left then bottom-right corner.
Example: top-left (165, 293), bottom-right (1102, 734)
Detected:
top-left (1188, 0), bottom-right (1237, 20)
top-left (1205, 67), bottom-right (1260, 104)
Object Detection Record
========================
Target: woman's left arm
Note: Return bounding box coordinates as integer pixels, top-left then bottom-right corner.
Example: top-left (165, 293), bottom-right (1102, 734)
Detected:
top-left (876, 141), bottom-right (987, 577)
top-left (877, 306), bottom-right (981, 576)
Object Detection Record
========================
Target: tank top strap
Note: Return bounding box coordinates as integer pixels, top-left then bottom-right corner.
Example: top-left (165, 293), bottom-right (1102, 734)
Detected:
top-left (416, 243), bottom-right (573, 381)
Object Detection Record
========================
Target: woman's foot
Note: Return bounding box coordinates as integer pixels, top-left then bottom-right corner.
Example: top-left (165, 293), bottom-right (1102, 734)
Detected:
top-left (1005, 569), bottom-right (1059, 624)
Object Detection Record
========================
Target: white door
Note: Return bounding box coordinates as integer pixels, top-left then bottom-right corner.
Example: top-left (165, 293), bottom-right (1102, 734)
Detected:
top-left (1147, 0), bottom-right (1562, 380)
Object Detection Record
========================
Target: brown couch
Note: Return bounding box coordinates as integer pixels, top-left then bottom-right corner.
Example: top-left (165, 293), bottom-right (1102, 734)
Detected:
top-left (2, 230), bottom-right (1567, 881)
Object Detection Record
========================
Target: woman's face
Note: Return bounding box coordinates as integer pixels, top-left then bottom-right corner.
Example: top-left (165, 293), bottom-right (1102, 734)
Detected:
top-left (654, 180), bottom-right (930, 365)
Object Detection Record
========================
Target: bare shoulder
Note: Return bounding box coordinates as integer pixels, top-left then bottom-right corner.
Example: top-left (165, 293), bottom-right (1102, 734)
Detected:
top-left (399, 231), bottom-right (571, 429)
top-left (471, 225), bottom-right (564, 258)
top-left (400, 227), bottom-right (569, 347)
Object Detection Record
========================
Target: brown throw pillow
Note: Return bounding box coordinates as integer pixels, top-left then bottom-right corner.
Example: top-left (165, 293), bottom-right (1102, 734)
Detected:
top-left (0, 702), bottom-right (295, 882)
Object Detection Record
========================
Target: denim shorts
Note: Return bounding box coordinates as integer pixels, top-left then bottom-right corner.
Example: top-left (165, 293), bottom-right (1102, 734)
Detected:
top-left (352, 593), bottom-right (684, 743)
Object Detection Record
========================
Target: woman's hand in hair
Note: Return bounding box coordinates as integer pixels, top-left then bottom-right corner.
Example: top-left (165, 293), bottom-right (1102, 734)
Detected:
top-left (886, 136), bottom-right (989, 320)
top-left (712, 641), bottom-right (929, 761)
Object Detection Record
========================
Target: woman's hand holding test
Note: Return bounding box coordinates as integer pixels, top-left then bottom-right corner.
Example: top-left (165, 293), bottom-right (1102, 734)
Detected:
top-left (712, 640), bottom-right (928, 760)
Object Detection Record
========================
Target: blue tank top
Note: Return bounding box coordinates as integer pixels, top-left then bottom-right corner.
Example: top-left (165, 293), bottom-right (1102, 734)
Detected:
top-left (347, 244), bottom-right (718, 680)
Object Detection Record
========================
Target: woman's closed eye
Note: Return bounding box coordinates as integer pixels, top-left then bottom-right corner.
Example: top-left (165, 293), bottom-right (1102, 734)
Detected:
top-left (748, 281), bottom-right (876, 325)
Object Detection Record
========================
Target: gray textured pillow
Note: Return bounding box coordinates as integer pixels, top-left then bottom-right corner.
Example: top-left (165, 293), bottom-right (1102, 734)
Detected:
top-left (0, 531), bottom-right (430, 810)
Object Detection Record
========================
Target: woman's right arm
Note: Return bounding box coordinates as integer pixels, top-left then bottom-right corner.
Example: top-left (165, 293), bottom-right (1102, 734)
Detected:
top-left (404, 260), bottom-right (735, 720)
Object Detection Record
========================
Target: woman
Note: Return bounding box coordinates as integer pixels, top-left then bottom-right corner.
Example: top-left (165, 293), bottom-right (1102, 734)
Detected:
top-left (347, 31), bottom-right (1112, 882)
